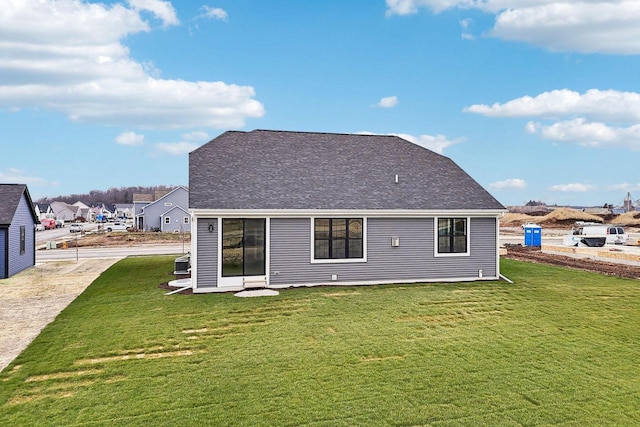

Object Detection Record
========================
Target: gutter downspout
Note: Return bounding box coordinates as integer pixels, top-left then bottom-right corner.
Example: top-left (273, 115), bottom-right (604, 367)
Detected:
top-left (499, 274), bottom-right (514, 284)
top-left (165, 285), bottom-right (192, 296)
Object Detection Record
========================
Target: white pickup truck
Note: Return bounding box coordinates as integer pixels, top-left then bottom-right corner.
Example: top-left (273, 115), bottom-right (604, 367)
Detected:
top-left (104, 222), bottom-right (132, 232)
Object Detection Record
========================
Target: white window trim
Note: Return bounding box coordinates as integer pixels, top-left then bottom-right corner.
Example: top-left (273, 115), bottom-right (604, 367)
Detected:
top-left (310, 217), bottom-right (368, 264)
top-left (183, 216), bottom-right (190, 224)
top-left (164, 217), bottom-right (171, 224)
top-left (433, 217), bottom-right (471, 258)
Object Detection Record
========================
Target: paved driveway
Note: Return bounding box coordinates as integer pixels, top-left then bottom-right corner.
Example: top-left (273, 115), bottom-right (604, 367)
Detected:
top-left (0, 258), bottom-right (120, 372)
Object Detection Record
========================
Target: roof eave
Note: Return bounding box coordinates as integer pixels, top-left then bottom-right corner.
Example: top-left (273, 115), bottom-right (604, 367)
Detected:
top-left (190, 208), bottom-right (507, 218)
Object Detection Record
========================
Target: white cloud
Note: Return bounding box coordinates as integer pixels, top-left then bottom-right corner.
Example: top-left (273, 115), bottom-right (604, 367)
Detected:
top-left (385, 0), bottom-right (421, 16)
top-left (376, 96), bottom-right (399, 108)
top-left (491, 2), bottom-right (640, 54)
top-left (155, 142), bottom-right (200, 156)
top-left (607, 183), bottom-right (640, 192)
top-left (200, 6), bottom-right (228, 21)
top-left (489, 178), bottom-right (527, 190)
top-left (154, 131), bottom-right (211, 155)
top-left (526, 119), bottom-right (640, 150)
top-left (359, 131), bottom-right (463, 154)
top-left (466, 89), bottom-right (640, 150)
top-left (128, 0), bottom-right (179, 27)
top-left (115, 131), bottom-right (145, 146)
top-left (460, 18), bottom-right (474, 40)
top-left (396, 133), bottom-right (464, 154)
top-left (0, 0), bottom-right (264, 129)
top-left (0, 168), bottom-right (57, 186)
top-left (182, 131), bottom-right (211, 141)
top-left (549, 183), bottom-right (595, 192)
top-left (465, 89), bottom-right (640, 122)
top-left (385, 1), bottom-right (640, 55)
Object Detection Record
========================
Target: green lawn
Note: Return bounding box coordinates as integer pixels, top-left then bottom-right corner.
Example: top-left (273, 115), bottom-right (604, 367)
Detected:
top-left (1, 257), bottom-right (639, 426)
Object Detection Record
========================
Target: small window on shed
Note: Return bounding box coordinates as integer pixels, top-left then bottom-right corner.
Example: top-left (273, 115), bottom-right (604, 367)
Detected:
top-left (164, 202), bottom-right (172, 207)
top-left (165, 217), bottom-right (170, 224)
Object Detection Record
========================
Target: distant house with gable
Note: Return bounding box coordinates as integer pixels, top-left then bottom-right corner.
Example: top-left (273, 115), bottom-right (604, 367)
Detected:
top-left (0, 184), bottom-right (37, 279)
top-left (34, 203), bottom-right (53, 221)
top-left (133, 187), bottom-right (189, 231)
top-left (141, 186), bottom-right (189, 232)
top-left (114, 204), bottom-right (134, 219)
top-left (72, 201), bottom-right (92, 222)
top-left (50, 201), bottom-right (79, 222)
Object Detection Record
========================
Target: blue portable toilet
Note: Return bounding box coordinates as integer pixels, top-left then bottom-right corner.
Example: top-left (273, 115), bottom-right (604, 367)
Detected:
top-left (524, 224), bottom-right (542, 247)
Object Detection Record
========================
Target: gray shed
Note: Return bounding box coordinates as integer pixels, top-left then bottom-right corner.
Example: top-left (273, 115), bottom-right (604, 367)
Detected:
top-left (0, 184), bottom-right (38, 279)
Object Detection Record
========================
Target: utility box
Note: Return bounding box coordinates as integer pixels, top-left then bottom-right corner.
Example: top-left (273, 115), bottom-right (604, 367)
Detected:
top-left (173, 255), bottom-right (191, 275)
top-left (524, 224), bottom-right (542, 247)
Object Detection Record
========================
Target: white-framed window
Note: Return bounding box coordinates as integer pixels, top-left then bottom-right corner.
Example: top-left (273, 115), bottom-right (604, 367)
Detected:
top-left (164, 217), bottom-right (170, 224)
top-left (434, 217), bottom-right (470, 257)
top-left (165, 202), bottom-right (172, 206)
top-left (310, 218), bottom-right (367, 263)
top-left (183, 216), bottom-right (189, 224)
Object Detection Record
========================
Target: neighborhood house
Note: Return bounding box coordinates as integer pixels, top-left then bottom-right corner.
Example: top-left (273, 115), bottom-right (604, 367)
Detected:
top-left (134, 187), bottom-right (189, 232)
top-left (189, 130), bottom-right (506, 293)
top-left (0, 184), bottom-right (37, 279)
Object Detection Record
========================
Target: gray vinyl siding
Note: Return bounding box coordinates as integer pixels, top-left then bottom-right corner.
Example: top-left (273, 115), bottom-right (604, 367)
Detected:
top-left (161, 207), bottom-right (190, 233)
top-left (269, 217), bottom-right (497, 286)
top-left (196, 218), bottom-right (218, 288)
top-left (133, 201), bottom-right (147, 216)
top-left (7, 194), bottom-right (36, 278)
top-left (0, 228), bottom-right (6, 279)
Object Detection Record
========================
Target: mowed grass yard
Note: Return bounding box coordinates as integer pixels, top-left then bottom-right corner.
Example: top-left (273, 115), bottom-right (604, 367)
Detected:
top-left (1, 257), bottom-right (639, 426)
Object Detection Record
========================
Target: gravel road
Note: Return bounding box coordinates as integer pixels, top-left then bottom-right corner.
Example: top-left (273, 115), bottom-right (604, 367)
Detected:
top-left (0, 258), bottom-right (119, 372)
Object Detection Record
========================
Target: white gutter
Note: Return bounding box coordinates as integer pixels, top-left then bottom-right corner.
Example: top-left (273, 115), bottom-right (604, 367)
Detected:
top-left (190, 208), bottom-right (507, 219)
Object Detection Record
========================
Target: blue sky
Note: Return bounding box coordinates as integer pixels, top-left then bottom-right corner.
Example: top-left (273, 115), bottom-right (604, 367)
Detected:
top-left (2, 0), bottom-right (640, 207)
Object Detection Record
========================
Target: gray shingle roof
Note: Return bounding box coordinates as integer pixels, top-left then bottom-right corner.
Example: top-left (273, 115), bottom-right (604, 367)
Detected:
top-left (189, 130), bottom-right (505, 211)
top-left (0, 184), bottom-right (36, 225)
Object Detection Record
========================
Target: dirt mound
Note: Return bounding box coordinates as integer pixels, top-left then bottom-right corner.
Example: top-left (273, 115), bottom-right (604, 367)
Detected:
top-left (611, 211), bottom-right (640, 226)
top-left (543, 208), bottom-right (602, 223)
top-left (502, 213), bottom-right (534, 225)
top-left (502, 208), bottom-right (603, 228)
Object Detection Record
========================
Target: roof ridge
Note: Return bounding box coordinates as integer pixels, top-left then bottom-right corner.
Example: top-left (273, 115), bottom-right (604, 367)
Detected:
top-left (250, 129), bottom-right (399, 138)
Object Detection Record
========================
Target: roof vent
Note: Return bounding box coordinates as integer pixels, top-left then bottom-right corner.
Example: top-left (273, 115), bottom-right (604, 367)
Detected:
top-left (395, 174), bottom-right (399, 184)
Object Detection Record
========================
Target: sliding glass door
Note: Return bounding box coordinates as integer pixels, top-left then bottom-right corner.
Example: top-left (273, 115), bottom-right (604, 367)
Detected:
top-left (222, 219), bottom-right (266, 277)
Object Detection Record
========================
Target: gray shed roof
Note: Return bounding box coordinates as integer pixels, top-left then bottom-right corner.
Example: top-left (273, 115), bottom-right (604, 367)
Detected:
top-left (0, 184), bottom-right (37, 225)
top-left (189, 130), bottom-right (505, 211)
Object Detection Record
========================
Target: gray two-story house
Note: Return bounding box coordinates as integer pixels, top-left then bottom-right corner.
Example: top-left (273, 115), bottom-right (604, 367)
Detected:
top-left (189, 130), bottom-right (506, 293)
top-left (140, 186), bottom-right (190, 232)
top-left (0, 184), bottom-right (37, 279)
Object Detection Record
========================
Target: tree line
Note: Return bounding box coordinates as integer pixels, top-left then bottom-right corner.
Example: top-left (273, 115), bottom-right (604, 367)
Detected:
top-left (35, 185), bottom-right (178, 206)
